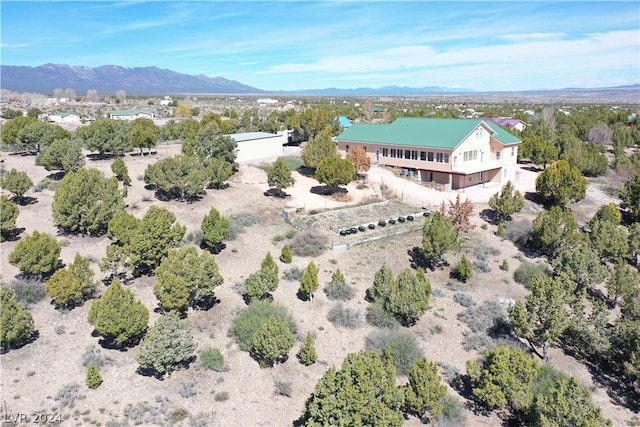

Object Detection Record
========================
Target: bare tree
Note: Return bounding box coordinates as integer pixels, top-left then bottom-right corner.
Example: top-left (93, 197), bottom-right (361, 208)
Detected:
top-left (64, 88), bottom-right (77, 100)
top-left (540, 106), bottom-right (557, 134)
top-left (116, 90), bottom-right (127, 104)
top-left (587, 124), bottom-right (612, 147)
top-left (363, 99), bottom-right (373, 122)
top-left (53, 88), bottom-right (64, 99)
top-left (86, 89), bottom-right (98, 102)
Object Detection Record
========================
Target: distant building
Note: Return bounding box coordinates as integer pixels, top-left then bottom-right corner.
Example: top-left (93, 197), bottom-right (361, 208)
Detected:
top-left (49, 111), bottom-right (81, 124)
top-left (159, 96), bottom-right (173, 106)
top-left (481, 117), bottom-right (527, 132)
top-left (110, 109), bottom-right (156, 121)
top-left (231, 131), bottom-right (286, 163)
top-left (256, 98), bottom-right (278, 106)
top-left (336, 118), bottom-right (521, 190)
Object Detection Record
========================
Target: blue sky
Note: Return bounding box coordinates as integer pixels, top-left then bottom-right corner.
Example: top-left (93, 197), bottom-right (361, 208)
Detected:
top-left (1, 1), bottom-right (638, 91)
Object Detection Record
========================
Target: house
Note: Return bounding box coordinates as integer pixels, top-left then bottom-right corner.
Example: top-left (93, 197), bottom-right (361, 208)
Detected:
top-left (482, 117), bottom-right (527, 132)
top-left (230, 131), bottom-right (286, 163)
top-left (109, 109), bottom-right (156, 121)
top-left (338, 116), bottom-right (352, 128)
top-left (48, 111), bottom-right (81, 124)
top-left (159, 96), bottom-right (173, 106)
top-left (257, 98), bottom-right (278, 106)
top-left (335, 117), bottom-right (521, 190)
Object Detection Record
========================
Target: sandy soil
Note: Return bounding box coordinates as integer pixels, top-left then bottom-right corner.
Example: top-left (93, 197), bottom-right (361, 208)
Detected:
top-left (0, 145), bottom-right (634, 427)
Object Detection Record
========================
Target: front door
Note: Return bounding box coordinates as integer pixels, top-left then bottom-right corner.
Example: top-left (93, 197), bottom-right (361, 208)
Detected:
top-left (375, 149), bottom-right (380, 163)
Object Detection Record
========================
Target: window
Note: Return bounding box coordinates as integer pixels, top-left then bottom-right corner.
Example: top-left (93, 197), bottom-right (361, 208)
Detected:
top-left (475, 127), bottom-right (483, 138)
top-left (390, 148), bottom-right (396, 158)
top-left (405, 150), bottom-right (411, 159)
top-left (411, 150), bottom-right (418, 160)
top-left (503, 168), bottom-right (507, 178)
top-left (469, 176), bottom-right (473, 182)
top-left (496, 151), bottom-right (501, 160)
top-left (382, 148), bottom-right (388, 157)
top-left (463, 150), bottom-right (477, 162)
top-left (345, 144), bottom-right (349, 153)
top-left (363, 146), bottom-right (367, 152)
top-left (444, 154), bottom-right (449, 163)
top-left (420, 151), bottom-right (426, 161)
top-left (428, 152), bottom-right (434, 161)
top-left (511, 147), bottom-right (515, 157)
top-left (436, 153), bottom-right (444, 163)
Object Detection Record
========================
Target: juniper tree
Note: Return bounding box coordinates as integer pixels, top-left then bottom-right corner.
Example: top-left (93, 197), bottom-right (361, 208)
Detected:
top-left (86, 361), bottom-right (103, 389)
top-left (251, 315), bottom-right (295, 367)
top-left (0, 286), bottom-right (35, 352)
top-left (0, 195), bottom-right (19, 241)
top-left (302, 350), bottom-right (404, 426)
top-left (110, 157), bottom-right (131, 186)
top-left (37, 138), bottom-right (85, 173)
top-left (384, 268), bottom-right (431, 327)
top-left (52, 168), bottom-right (124, 236)
top-left (488, 180), bottom-right (525, 222)
top-left (297, 332), bottom-right (318, 366)
top-left (421, 211), bottom-right (457, 268)
top-left (201, 207), bottom-right (230, 249)
top-left (136, 311), bottom-right (196, 376)
top-left (267, 157), bottom-right (295, 191)
top-left (8, 231), bottom-right (61, 279)
top-left (402, 357), bottom-right (447, 419)
top-left (1, 168), bottom-right (33, 200)
top-left (299, 261), bottom-right (319, 301)
top-left (280, 244), bottom-right (292, 263)
top-left (153, 246), bottom-right (223, 313)
top-left (87, 278), bottom-right (149, 346)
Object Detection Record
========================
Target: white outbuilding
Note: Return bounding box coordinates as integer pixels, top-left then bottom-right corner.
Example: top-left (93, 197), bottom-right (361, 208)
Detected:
top-left (231, 132), bottom-right (286, 163)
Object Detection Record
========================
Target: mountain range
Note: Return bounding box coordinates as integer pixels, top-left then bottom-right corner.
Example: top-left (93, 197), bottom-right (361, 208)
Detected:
top-left (0, 64), bottom-right (262, 95)
top-left (1, 64), bottom-right (639, 98)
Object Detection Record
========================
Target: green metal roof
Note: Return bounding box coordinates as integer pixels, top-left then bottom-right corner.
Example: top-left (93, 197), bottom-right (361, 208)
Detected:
top-left (336, 118), bottom-right (521, 149)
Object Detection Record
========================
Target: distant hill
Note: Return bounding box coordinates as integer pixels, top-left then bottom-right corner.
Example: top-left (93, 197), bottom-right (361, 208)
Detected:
top-left (0, 64), bottom-right (264, 95)
top-left (276, 85), bottom-right (474, 96)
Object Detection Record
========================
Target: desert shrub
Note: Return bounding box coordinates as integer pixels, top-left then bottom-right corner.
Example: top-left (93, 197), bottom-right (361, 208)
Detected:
top-left (81, 345), bottom-right (112, 368)
top-left (8, 280), bottom-right (46, 306)
top-left (199, 347), bottom-right (227, 372)
top-left (461, 333), bottom-right (494, 352)
top-left (453, 292), bottom-right (475, 307)
top-left (473, 245), bottom-right (500, 261)
top-left (188, 412), bottom-right (215, 427)
top-left (481, 223), bottom-right (488, 230)
top-left (290, 229), bottom-right (328, 257)
top-left (55, 383), bottom-right (85, 408)
top-left (226, 212), bottom-right (261, 240)
top-left (327, 302), bottom-right (362, 329)
top-left (283, 266), bottom-right (304, 281)
top-left (182, 230), bottom-right (204, 246)
top-left (457, 300), bottom-right (508, 334)
top-left (366, 301), bottom-right (401, 329)
top-left (214, 392), bottom-right (229, 402)
top-left (273, 234), bottom-right (286, 243)
top-left (179, 378), bottom-right (199, 398)
top-left (285, 229), bottom-right (297, 239)
top-left (500, 259), bottom-right (509, 271)
top-left (274, 378), bottom-right (293, 397)
top-left (502, 219), bottom-right (532, 246)
top-left (33, 177), bottom-right (60, 192)
top-left (435, 395), bottom-right (466, 427)
top-left (171, 408), bottom-right (190, 424)
top-left (513, 262), bottom-right (550, 288)
top-left (323, 281), bottom-right (356, 301)
top-left (472, 260), bottom-right (491, 273)
top-left (365, 328), bottom-right (423, 375)
top-left (228, 300), bottom-right (296, 351)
